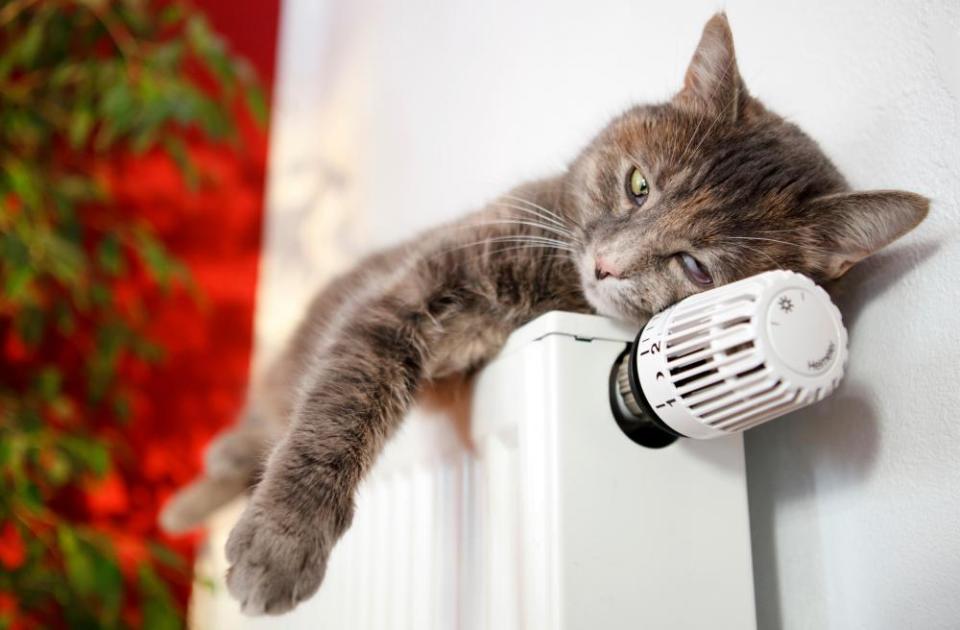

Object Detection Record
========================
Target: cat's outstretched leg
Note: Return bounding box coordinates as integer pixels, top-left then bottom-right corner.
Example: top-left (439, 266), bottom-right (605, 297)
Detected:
top-left (159, 247), bottom-right (408, 534)
top-left (223, 262), bottom-right (490, 615)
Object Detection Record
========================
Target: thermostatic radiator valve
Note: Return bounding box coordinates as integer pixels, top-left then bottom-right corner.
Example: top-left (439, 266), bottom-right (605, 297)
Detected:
top-left (610, 270), bottom-right (848, 448)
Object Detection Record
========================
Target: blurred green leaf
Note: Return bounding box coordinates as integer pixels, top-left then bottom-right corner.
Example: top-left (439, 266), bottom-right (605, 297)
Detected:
top-left (4, 160), bottom-right (41, 208)
top-left (35, 366), bottom-right (62, 401)
top-left (58, 527), bottom-right (97, 597)
top-left (133, 336), bottom-right (164, 363)
top-left (150, 40), bottom-right (184, 71)
top-left (0, 232), bottom-right (31, 267)
top-left (87, 322), bottom-right (128, 401)
top-left (68, 108), bottom-right (94, 149)
top-left (18, 405), bottom-right (43, 431)
top-left (148, 542), bottom-right (186, 571)
top-left (19, 478), bottom-right (44, 511)
top-left (4, 265), bottom-right (35, 302)
top-left (60, 436), bottom-right (110, 477)
top-left (245, 87), bottom-right (268, 126)
top-left (111, 393), bottom-right (131, 422)
top-left (16, 17), bottom-right (46, 66)
top-left (0, 433), bottom-right (27, 473)
top-left (159, 4), bottom-right (186, 28)
top-left (139, 565), bottom-right (180, 630)
top-left (96, 234), bottom-right (126, 276)
top-left (43, 232), bottom-right (88, 285)
top-left (161, 135), bottom-right (198, 189)
top-left (55, 301), bottom-right (77, 335)
top-left (99, 82), bottom-right (133, 122)
top-left (76, 0), bottom-right (109, 11)
top-left (92, 545), bottom-right (123, 626)
top-left (14, 306), bottom-right (45, 347)
top-left (90, 282), bottom-right (112, 307)
top-left (44, 449), bottom-right (72, 486)
top-left (55, 174), bottom-right (106, 203)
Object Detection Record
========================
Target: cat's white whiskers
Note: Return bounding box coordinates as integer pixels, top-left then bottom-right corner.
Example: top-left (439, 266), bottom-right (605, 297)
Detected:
top-left (485, 244), bottom-right (579, 259)
top-left (500, 194), bottom-right (568, 224)
top-left (443, 215), bottom-right (582, 245)
top-left (481, 212), bottom-right (582, 243)
top-left (441, 242), bottom-right (580, 267)
top-left (501, 194), bottom-right (583, 231)
top-left (497, 198), bottom-right (569, 230)
top-left (483, 212), bottom-right (578, 238)
top-left (437, 236), bottom-right (577, 258)
top-left (492, 235), bottom-right (576, 250)
top-left (493, 201), bottom-right (567, 230)
top-left (725, 235), bottom-right (827, 255)
top-left (722, 240), bottom-right (784, 271)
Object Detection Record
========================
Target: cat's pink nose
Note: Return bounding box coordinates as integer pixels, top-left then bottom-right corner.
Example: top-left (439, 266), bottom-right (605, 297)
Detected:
top-left (594, 257), bottom-right (620, 281)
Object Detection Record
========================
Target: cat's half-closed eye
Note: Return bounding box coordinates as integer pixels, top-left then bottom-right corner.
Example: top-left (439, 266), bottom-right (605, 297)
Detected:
top-left (811, 190), bottom-right (930, 279)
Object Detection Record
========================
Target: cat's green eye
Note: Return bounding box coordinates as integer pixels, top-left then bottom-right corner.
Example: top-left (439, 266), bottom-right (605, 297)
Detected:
top-left (627, 167), bottom-right (650, 205)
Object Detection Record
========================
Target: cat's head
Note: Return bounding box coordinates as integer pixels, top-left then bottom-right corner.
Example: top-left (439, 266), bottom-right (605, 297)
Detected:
top-left (568, 13), bottom-right (928, 323)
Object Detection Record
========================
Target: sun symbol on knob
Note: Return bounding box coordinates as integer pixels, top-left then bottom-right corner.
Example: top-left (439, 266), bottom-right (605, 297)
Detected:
top-left (778, 296), bottom-right (794, 313)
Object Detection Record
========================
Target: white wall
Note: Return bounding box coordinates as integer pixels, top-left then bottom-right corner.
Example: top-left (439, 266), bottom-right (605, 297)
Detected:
top-left (253, 0), bottom-right (960, 628)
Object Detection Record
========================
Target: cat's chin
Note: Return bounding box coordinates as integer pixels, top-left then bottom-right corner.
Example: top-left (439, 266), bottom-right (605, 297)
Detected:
top-left (581, 282), bottom-right (645, 324)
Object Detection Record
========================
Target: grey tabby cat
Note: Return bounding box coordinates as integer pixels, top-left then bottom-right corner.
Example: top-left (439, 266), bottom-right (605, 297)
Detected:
top-left (160, 13), bottom-right (928, 614)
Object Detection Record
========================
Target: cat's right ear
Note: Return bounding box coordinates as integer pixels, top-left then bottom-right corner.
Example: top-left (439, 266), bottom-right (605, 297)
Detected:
top-left (674, 13), bottom-right (746, 123)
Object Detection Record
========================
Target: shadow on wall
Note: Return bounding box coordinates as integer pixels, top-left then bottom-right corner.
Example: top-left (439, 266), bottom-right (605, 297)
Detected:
top-left (829, 239), bottom-right (943, 331)
top-left (744, 236), bottom-right (941, 629)
top-left (747, 382), bottom-right (881, 628)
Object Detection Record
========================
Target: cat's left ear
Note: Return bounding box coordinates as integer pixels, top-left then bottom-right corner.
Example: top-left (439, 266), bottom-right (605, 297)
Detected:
top-left (810, 190), bottom-right (930, 279)
top-left (674, 13), bottom-right (747, 123)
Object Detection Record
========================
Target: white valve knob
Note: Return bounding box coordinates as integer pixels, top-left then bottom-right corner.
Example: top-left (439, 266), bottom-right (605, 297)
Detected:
top-left (613, 270), bottom-right (848, 443)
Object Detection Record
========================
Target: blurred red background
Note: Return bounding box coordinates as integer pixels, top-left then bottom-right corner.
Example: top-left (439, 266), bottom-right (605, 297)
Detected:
top-left (113, 0), bottom-right (280, 611)
top-left (22, 2), bottom-right (283, 621)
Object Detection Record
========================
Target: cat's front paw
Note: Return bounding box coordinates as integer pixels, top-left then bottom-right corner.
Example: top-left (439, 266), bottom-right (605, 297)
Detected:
top-left (225, 503), bottom-right (331, 615)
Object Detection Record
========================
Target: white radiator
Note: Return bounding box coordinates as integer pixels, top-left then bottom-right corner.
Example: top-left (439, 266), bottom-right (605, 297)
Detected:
top-left (194, 312), bottom-right (757, 629)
